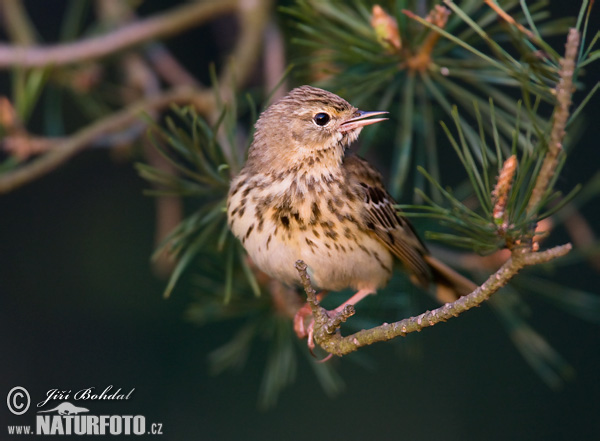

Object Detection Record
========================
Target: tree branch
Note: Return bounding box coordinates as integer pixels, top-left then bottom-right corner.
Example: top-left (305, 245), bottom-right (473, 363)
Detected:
top-left (145, 43), bottom-right (203, 88)
top-left (219, 0), bottom-right (273, 90)
top-left (0, 87), bottom-right (215, 194)
top-left (0, 0), bottom-right (274, 193)
top-left (295, 243), bottom-right (572, 357)
top-left (527, 28), bottom-right (579, 215)
top-left (1, 0), bottom-right (37, 45)
top-left (0, 0), bottom-right (238, 69)
top-left (483, 0), bottom-right (536, 40)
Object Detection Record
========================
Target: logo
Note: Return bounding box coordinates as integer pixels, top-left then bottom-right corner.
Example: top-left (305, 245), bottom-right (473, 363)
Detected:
top-left (37, 402), bottom-right (89, 415)
top-left (35, 407), bottom-right (148, 436)
top-left (6, 386), bottom-right (164, 436)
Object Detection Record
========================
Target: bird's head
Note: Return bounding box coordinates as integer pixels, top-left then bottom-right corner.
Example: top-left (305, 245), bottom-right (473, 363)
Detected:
top-left (247, 86), bottom-right (387, 172)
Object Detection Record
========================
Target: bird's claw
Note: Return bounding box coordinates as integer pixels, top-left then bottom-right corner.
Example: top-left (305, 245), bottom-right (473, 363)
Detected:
top-left (294, 302), bottom-right (333, 362)
top-left (293, 302), bottom-right (313, 339)
top-left (306, 320), bottom-right (333, 362)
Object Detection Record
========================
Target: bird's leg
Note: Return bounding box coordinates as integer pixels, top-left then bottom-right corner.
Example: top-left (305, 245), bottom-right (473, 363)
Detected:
top-left (295, 289), bottom-right (373, 360)
top-left (294, 288), bottom-right (374, 340)
top-left (332, 288), bottom-right (375, 314)
top-left (293, 291), bottom-right (327, 339)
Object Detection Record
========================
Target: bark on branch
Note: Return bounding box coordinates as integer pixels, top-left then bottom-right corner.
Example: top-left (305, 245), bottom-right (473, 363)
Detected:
top-left (527, 28), bottom-right (580, 215)
top-left (0, 0), bottom-right (238, 69)
top-left (0, 87), bottom-right (215, 194)
top-left (295, 243), bottom-right (572, 357)
top-left (0, 0), bottom-right (273, 192)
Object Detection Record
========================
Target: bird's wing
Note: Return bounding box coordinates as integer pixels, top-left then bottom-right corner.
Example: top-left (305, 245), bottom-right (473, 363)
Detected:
top-left (343, 155), bottom-right (432, 287)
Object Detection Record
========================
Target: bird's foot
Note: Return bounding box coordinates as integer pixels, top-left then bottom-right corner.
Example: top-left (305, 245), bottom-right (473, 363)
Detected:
top-left (293, 298), bottom-right (333, 362)
top-left (293, 291), bottom-right (327, 339)
top-left (293, 301), bottom-right (313, 339)
top-left (306, 320), bottom-right (333, 362)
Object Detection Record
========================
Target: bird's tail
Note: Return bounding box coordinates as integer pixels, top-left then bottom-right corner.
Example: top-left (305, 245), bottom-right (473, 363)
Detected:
top-left (423, 255), bottom-right (477, 303)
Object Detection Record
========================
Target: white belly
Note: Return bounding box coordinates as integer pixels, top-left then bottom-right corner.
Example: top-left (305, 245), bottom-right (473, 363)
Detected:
top-left (227, 175), bottom-right (393, 292)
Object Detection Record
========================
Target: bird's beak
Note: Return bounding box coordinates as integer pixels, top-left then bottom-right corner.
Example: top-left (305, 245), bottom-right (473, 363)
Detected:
top-left (339, 110), bottom-right (388, 133)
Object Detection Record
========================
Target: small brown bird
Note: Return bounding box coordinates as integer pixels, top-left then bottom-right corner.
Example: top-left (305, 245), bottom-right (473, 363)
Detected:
top-left (227, 86), bottom-right (475, 338)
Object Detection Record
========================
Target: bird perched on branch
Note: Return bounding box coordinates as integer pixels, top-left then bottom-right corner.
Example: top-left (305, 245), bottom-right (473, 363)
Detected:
top-left (227, 85), bottom-right (475, 342)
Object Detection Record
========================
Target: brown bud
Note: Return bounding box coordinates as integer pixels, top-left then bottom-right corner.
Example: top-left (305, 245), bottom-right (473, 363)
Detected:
top-left (425, 5), bottom-right (450, 28)
top-left (0, 97), bottom-right (19, 131)
top-left (371, 5), bottom-right (401, 51)
top-left (492, 155), bottom-right (517, 230)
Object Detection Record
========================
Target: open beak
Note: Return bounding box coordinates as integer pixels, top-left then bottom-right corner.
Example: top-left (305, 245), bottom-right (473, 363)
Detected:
top-left (339, 110), bottom-right (388, 133)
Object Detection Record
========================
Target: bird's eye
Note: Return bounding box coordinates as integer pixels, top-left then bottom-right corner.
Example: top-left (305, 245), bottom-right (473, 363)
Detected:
top-left (313, 112), bottom-right (331, 126)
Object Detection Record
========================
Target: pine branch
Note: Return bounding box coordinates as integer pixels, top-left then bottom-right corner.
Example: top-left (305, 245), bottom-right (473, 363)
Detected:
top-left (527, 28), bottom-right (580, 215)
top-left (285, 0), bottom-right (577, 199)
top-left (0, 1), bottom-right (238, 68)
top-left (0, 87), bottom-right (215, 193)
top-left (296, 243), bottom-right (572, 357)
top-left (0, 0), bottom-right (37, 45)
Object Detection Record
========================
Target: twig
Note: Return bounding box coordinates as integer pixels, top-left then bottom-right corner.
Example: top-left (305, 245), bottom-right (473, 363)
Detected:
top-left (483, 0), bottom-right (536, 40)
top-left (0, 0), bottom-right (272, 193)
top-left (145, 43), bottom-right (202, 88)
top-left (106, 0), bottom-right (184, 277)
top-left (219, 0), bottom-right (273, 91)
top-left (145, 137), bottom-right (183, 278)
top-left (0, 87), bottom-right (215, 194)
top-left (527, 28), bottom-right (579, 215)
top-left (263, 22), bottom-right (288, 102)
top-left (295, 243), bottom-right (572, 357)
top-left (402, 6), bottom-right (450, 72)
top-left (214, 0), bottom-right (273, 171)
top-left (0, 0), bottom-right (238, 68)
top-left (0, 0), bottom-right (37, 45)
top-left (294, 260), bottom-right (356, 336)
top-left (2, 135), bottom-right (63, 159)
top-left (294, 261), bottom-right (329, 327)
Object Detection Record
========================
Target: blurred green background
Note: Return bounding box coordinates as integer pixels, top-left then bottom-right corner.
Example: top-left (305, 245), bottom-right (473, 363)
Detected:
top-left (1, 1), bottom-right (599, 440)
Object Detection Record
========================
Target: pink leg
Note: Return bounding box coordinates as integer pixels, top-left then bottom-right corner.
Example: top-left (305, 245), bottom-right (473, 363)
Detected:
top-left (333, 288), bottom-right (375, 313)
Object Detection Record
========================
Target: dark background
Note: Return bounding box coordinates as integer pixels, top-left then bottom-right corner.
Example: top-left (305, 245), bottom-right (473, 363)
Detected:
top-left (1, 1), bottom-right (599, 440)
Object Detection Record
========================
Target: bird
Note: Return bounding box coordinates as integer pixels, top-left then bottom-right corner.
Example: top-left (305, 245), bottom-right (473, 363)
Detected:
top-left (227, 85), bottom-right (475, 341)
